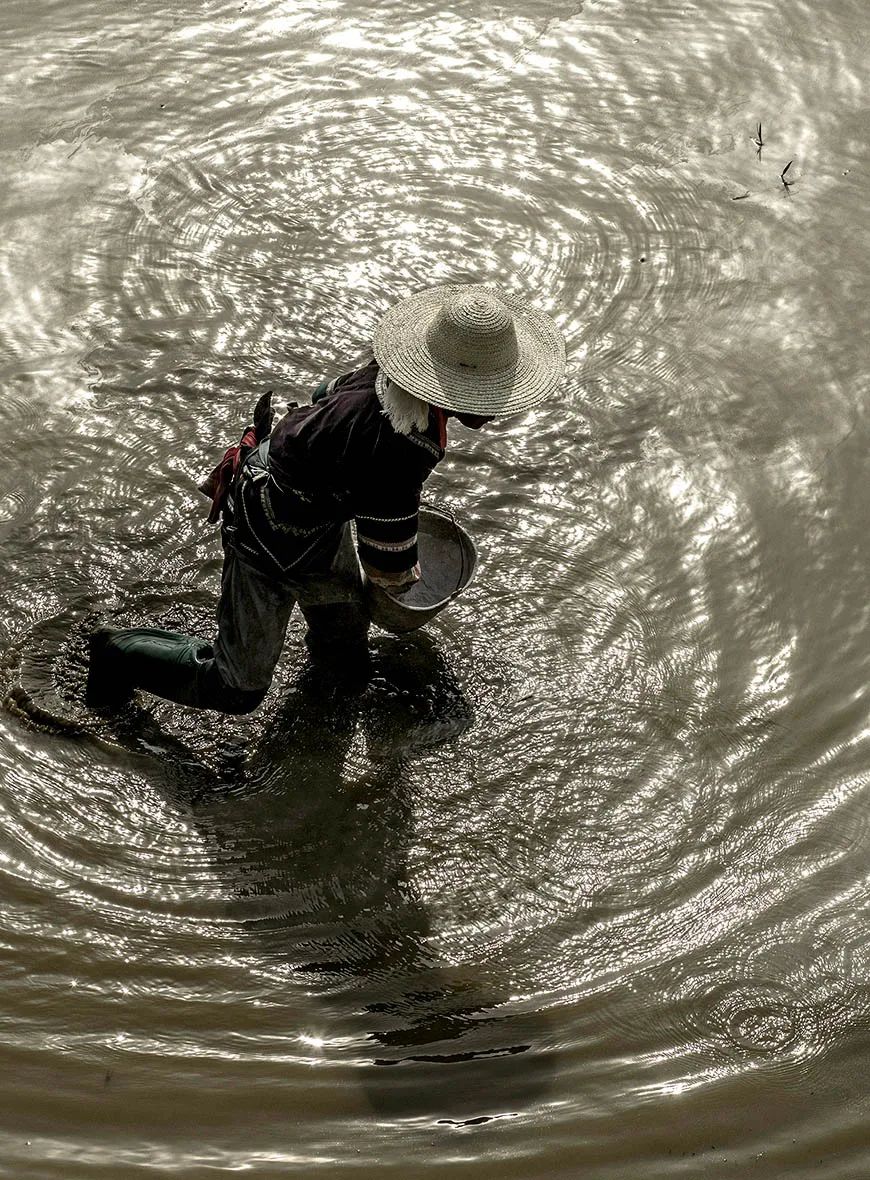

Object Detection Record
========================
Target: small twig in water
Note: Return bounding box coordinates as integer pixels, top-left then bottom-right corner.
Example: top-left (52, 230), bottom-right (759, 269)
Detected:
top-left (731, 191), bottom-right (750, 200)
top-left (780, 160), bottom-right (795, 194)
top-left (752, 122), bottom-right (764, 158)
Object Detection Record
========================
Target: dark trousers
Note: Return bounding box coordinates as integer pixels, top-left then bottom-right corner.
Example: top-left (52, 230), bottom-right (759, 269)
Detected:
top-left (99, 525), bottom-right (371, 713)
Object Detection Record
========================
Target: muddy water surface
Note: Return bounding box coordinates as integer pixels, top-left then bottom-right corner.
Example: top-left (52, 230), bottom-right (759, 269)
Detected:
top-left (1, 0), bottom-right (870, 1176)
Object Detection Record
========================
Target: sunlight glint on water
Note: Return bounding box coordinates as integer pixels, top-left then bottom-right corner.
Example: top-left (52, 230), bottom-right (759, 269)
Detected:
top-left (1, 0), bottom-right (870, 1176)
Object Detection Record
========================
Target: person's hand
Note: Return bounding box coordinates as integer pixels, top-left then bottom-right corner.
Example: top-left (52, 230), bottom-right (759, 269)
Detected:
top-left (366, 562), bottom-right (421, 592)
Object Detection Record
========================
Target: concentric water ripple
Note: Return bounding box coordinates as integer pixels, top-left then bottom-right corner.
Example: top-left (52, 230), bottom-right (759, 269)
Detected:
top-left (2, 0), bottom-right (870, 1174)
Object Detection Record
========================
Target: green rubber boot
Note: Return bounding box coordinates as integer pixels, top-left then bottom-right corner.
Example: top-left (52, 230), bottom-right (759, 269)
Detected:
top-left (87, 627), bottom-right (214, 710)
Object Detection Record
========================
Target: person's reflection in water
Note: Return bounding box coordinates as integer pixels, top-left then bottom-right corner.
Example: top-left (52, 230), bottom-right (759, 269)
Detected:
top-left (162, 633), bottom-right (554, 1121)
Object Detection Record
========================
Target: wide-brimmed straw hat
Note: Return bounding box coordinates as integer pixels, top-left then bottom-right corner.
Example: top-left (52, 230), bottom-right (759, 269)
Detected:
top-left (372, 284), bottom-right (566, 417)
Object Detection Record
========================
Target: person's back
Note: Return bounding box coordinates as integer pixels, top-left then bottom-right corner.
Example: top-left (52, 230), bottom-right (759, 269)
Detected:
top-left (269, 361), bottom-right (444, 514)
top-left (231, 359), bottom-right (446, 582)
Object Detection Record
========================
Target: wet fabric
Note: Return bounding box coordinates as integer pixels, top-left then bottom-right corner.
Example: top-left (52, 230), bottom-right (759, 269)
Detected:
top-left (213, 523), bottom-right (370, 695)
top-left (94, 525), bottom-right (370, 713)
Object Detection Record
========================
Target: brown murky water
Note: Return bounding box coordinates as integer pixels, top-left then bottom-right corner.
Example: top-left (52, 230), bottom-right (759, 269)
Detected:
top-left (2, 0), bottom-right (870, 1175)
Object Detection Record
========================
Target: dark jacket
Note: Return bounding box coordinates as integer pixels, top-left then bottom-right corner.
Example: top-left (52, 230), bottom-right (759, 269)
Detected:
top-left (224, 361), bottom-right (445, 579)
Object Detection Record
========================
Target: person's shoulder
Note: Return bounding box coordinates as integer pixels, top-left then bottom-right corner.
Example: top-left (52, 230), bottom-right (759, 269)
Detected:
top-left (312, 359), bottom-right (378, 404)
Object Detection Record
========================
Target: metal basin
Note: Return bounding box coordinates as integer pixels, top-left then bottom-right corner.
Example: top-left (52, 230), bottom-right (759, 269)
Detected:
top-left (363, 505), bottom-right (478, 634)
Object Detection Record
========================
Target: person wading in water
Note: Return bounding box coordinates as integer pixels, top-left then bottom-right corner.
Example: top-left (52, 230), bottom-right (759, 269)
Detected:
top-left (86, 284), bottom-right (566, 713)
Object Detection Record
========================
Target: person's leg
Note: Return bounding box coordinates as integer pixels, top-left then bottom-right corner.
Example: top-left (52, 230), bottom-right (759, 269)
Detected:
top-left (210, 547), bottom-right (298, 708)
top-left (87, 549), bottom-right (297, 714)
top-left (296, 524), bottom-right (371, 688)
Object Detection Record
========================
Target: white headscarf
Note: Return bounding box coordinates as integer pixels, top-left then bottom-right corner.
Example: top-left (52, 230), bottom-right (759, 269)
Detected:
top-left (374, 369), bottom-right (430, 436)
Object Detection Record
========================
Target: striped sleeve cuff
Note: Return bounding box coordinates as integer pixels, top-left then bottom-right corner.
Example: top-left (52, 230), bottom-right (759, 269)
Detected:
top-left (355, 511), bottom-right (419, 573)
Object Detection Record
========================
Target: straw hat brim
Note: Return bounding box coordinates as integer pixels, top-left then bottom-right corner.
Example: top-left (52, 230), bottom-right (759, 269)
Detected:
top-left (372, 285), bottom-right (566, 417)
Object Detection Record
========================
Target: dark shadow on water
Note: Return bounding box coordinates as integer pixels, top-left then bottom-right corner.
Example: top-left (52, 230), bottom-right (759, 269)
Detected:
top-left (198, 634), bottom-right (555, 1120)
top-left (7, 618), bottom-right (556, 1121)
